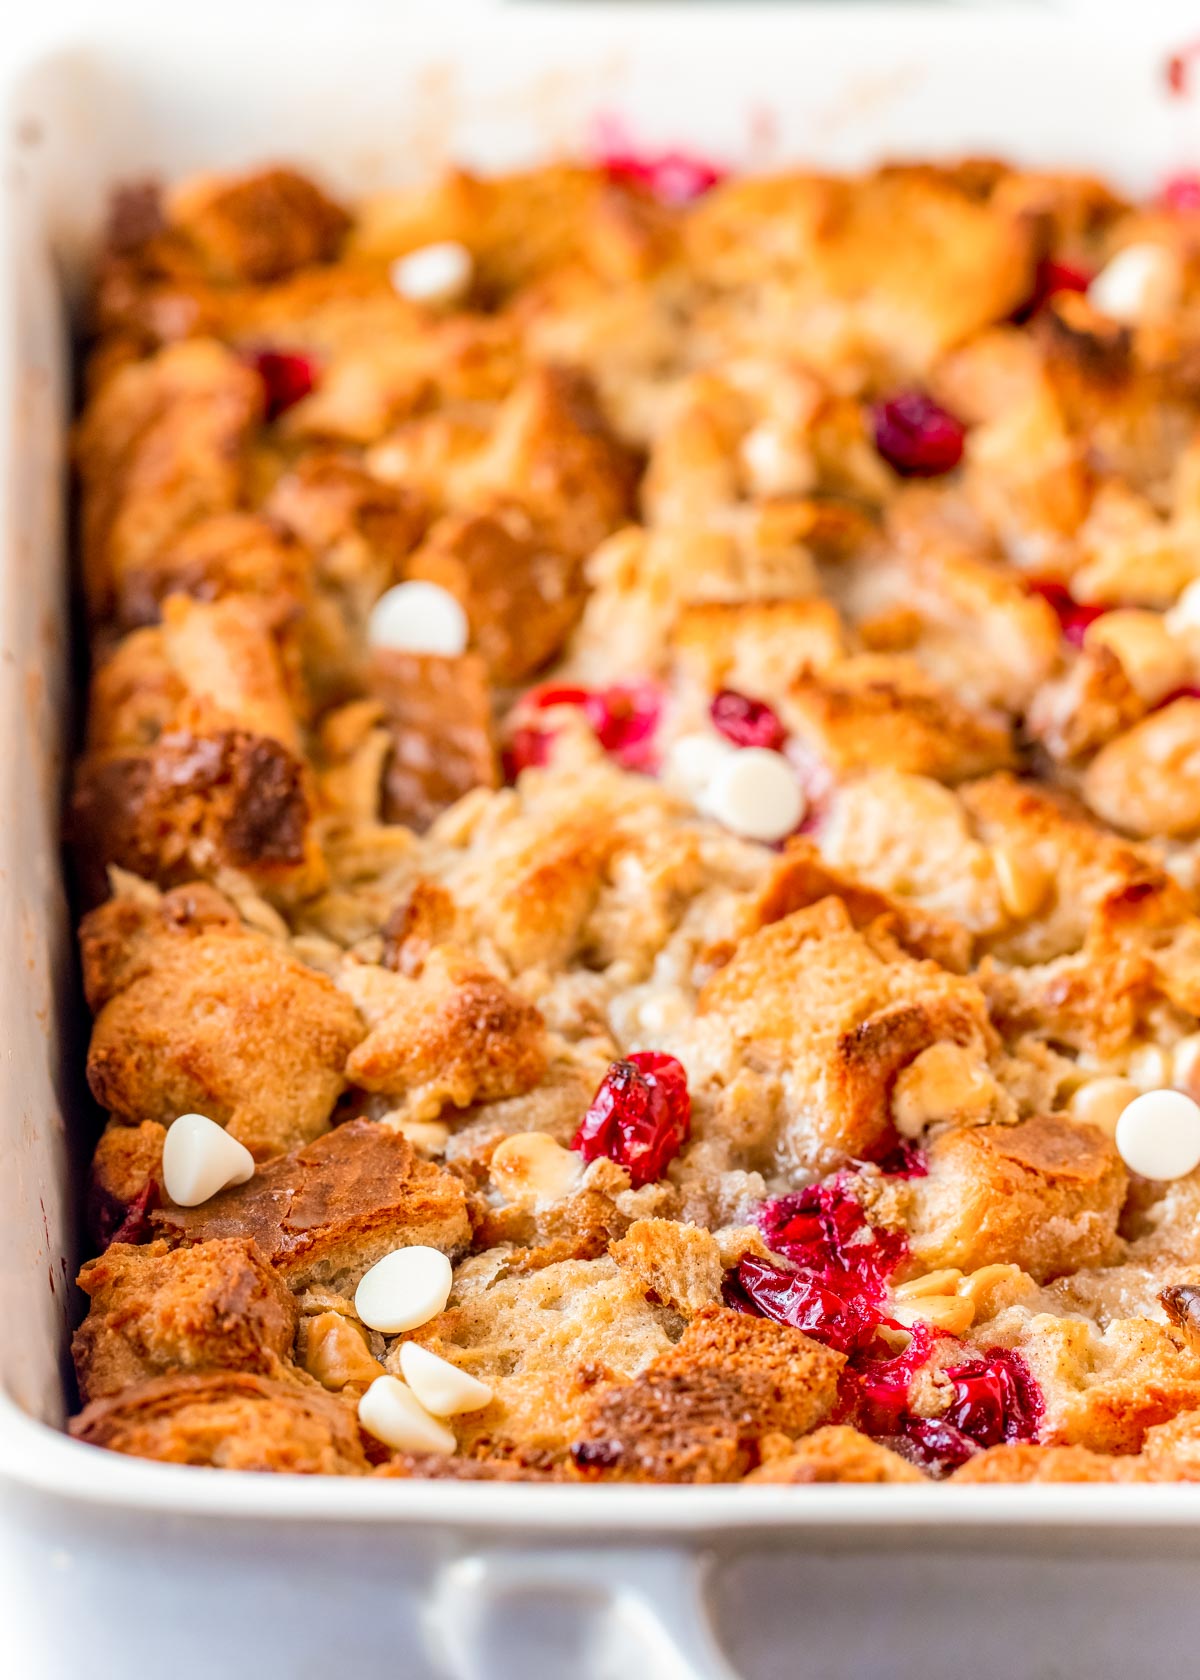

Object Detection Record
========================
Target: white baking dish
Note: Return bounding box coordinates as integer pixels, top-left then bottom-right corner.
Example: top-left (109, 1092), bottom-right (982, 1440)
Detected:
top-left (7, 6), bottom-right (1200, 1676)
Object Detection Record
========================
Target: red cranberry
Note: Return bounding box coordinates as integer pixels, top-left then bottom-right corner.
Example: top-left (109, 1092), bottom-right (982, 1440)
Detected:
top-left (725, 1254), bottom-right (884, 1355)
top-left (595, 119), bottom-right (725, 205)
top-left (503, 727), bottom-right (553, 780)
top-left (871, 391), bottom-right (966, 478)
top-left (525, 683), bottom-right (593, 711)
top-left (1167, 40), bottom-right (1200, 98)
top-left (940, 1347), bottom-right (1044, 1448)
top-left (710, 689), bottom-right (787, 752)
top-left (101, 1179), bottom-right (159, 1248)
top-left (1163, 173), bottom-right (1200, 213)
top-left (1026, 577), bottom-right (1108, 648)
top-left (756, 1180), bottom-right (907, 1295)
top-left (872, 1140), bottom-right (929, 1179)
top-left (884, 1418), bottom-right (978, 1477)
top-left (573, 1051), bottom-right (691, 1187)
top-left (1013, 257), bottom-right (1092, 322)
top-left (583, 682), bottom-right (662, 772)
top-left (247, 348), bottom-right (317, 420)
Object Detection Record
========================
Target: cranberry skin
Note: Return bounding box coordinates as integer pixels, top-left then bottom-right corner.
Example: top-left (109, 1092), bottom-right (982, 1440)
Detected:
top-left (1026, 578), bottom-right (1108, 648)
top-left (756, 1180), bottom-right (907, 1295)
top-left (710, 689), bottom-right (787, 752)
top-left (872, 391), bottom-right (965, 478)
top-left (573, 1051), bottom-right (691, 1187)
top-left (247, 348), bottom-right (317, 420)
top-left (583, 682), bottom-right (662, 772)
top-left (941, 1348), bottom-right (1044, 1449)
top-left (725, 1255), bottom-right (884, 1355)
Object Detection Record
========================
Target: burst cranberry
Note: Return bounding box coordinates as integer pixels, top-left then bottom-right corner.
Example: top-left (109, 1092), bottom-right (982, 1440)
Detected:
top-left (872, 391), bottom-right (966, 478)
top-left (940, 1348), bottom-right (1044, 1449)
top-left (756, 1180), bottom-right (907, 1295)
top-left (725, 1254), bottom-right (883, 1355)
top-left (710, 688), bottom-right (787, 751)
top-left (573, 1051), bottom-right (691, 1187)
top-left (1026, 577), bottom-right (1108, 648)
top-left (886, 1418), bottom-right (978, 1476)
top-left (247, 348), bottom-right (317, 420)
top-left (850, 1322), bottom-right (936, 1433)
top-left (583, 682), bottom-right (662, 771)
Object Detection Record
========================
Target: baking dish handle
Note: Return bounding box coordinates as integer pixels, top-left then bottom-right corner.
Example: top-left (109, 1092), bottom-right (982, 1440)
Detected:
top-left (426, 1545), bottom-right (740, 1680)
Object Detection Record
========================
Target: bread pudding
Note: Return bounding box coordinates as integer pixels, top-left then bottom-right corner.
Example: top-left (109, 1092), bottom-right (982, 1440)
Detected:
top-left (65, 151), bottom-right (1200, 1484)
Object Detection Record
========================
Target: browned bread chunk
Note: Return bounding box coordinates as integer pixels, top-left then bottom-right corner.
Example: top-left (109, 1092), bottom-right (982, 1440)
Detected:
top-left (169, 167), bottom-right (350, 284)
top-left (905, 1115), bottom-right (1126, 1282)
top-left (569, 1306), bottom-right (844, 1482)
top-left (82, 884), bottom-right (363, 1157)
top-left (73, 1238), bottom-right (298, 1403)
top-left (70, 1370), bottom-right (368, 1473)
top-left (369, 650), bottom-right (499, 831)
top-left (152, 1120), bottom-right (470, 1290)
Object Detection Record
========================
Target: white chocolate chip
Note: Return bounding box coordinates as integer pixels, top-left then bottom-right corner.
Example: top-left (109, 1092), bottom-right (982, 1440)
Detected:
top-left (891, 1044), bottom-right (1000, 1138)
top-left (1115, 1089), bottom-right (1200, 1180)
top-left (699, 746), bottom-right (805, 842)
top-left (1069, 1075), bottom-right (1138, 1139)
top-left (1174, 1032), bottom-right (1200, 1095)
top-left (663, 731), bottom-right (735, 801)
top-left (1089, 242), bottom-right (1180, 325)
top-left (357, 1375), bottom-right (457, 1454)
top-left (1126, 1043), bottom-right (1175, 1092)
top-left (367, 580), bottom-right (469, 656)
top-left (381, 1114), bottom-right (451, 1157)
top-left (1166, 579), bottom-right (1200, 637)
top-left (389, 241), bottom-right (473, 306)
top-left (991, 843), bottom-right (1051, 921)
top-left (161, 1112), bottom-right (254, 1208)
top-left (399, 1343), bottom-right (493, 1416)
top-left (739, 422), bottom-right (814, 497)
top-left (490, 1131), bottom-right (582, 1208)
top-left (354, 1246), bottom-right (453, 1334)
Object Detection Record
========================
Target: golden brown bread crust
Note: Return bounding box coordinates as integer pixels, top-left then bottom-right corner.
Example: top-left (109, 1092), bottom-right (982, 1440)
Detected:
top-left (82, 885), bottom-right (362, 1157)
top-left (168, 167), bottom-right (350, 284)
top-left (904, 1116), bottom-right (1127, 1282)
top-left (70, 1370), bottom-right (369, 1472)
top-left (68, 157), bottom-right (1200, 1485)
top-left (73, 1238), bottom-right (298, 1402)
top-left (152, 1120), bottom-right (470, 1289)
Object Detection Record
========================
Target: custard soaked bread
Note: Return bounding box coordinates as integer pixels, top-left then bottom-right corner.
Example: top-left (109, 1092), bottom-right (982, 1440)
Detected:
top-left (66, 153), bottom-right (1200, 1482)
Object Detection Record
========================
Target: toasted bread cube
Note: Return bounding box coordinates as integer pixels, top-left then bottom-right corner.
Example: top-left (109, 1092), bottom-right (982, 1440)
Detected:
top-left (73, 1238), bottom-right (298, 1403)
top-left (82, 884), bottom-right (363, 1157)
